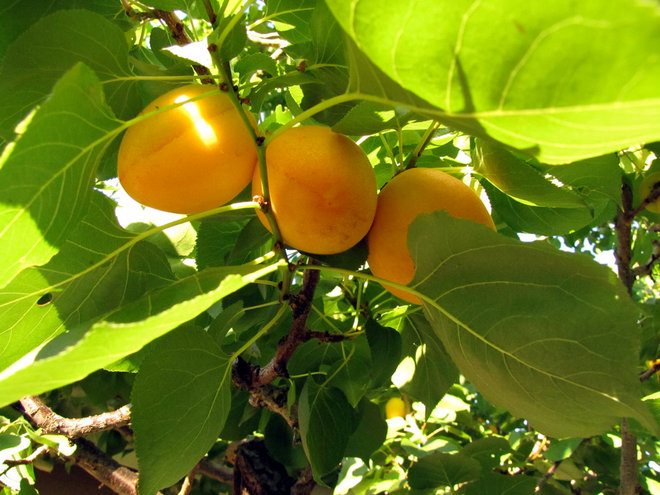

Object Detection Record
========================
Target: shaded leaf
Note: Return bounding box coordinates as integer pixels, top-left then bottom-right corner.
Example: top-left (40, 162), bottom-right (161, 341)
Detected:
top-left (0, 9), bottom-right (138, 139)
top-left (299, 379), bottom-right (355, 481)
top-left (326, 334), bottom-right (373, 407)
top-left (474, 140), bottom-right (588, 208)
top-left (133, 326), bottom-right (232, 495)
top-left (344, 398), bottom-right (387, 462)
top-left (365, 319), bottom-right (402, 389)
top-left (394, 313), bottom-right (458, 413)
top-left (408, 211), bottom-right (655, 437)
top-left (484, 181), bottom-right (595, 235)
top-left (460, 437), bottom-right (513, 470)
top-left (408, 452), bottom-right (481, 489)
top-left (458, 472), bottom-right (538, 494)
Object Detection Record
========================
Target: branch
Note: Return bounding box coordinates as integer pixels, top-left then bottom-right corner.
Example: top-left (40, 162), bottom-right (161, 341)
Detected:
top-left (18, 396), bottom-right (131, 438)
top-left (613, 181), bottom-right (640, 495)
top-left (73, 438), bottom-right (139, 495)
top-left (18, 396), bottom-right (138, 495)
top-left (234, 263), bottom-right (322, 390)
top-left (614, 182), bottom-right (636, 294)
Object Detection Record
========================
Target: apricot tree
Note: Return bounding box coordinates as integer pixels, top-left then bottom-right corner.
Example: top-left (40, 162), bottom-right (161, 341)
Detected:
top-left (1, 1), bottom-right (660, 495)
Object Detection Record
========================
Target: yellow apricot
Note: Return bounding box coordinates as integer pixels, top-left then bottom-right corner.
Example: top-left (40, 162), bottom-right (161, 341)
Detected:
top-left (252, 126), bottom-right (377, 255)
top-left (118, 84), bottom-right (257, 214)
top-left (367, 168), bottom-right (495, 304)
top-left (385, 397), bottom-right (407, 419)
top-left (640, 171), bottom-right (660, 213)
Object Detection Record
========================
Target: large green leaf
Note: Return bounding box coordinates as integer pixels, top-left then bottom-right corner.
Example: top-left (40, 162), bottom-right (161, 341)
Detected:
top-left (407, 212), bottom-right (655, 438)
top-left (0, 0), bottom-right (125, 63)
top-left (326, 0), bottom-right (660, 164)
top-left (408, 452), bottom-right (481, 489)
top-left (0, 192), bottom-right (173, 372)
top-left (0, 9), bottom-right (138, 140)
top-left (299, 378), bottom-right (355, 481)
top-left (0, 63), bottom-right (120, 288)
top-left (132, 326), bottom-right (232, 495)
top-left (0, 262), bottom-right (280, 407)
top-left (395, 313), bottom-right (458, 412)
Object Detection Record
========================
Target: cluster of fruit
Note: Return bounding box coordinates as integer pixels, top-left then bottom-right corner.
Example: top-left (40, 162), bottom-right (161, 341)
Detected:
top-left (117, 84), bottom-right (495, 304)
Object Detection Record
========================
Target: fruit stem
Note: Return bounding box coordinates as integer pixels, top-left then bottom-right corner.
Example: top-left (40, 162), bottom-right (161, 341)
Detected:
top-left (405, 119), bottom-right (441, 169)
top-left (209, 44), bottom-right (292, 297)
top-left (296, 264), bottom-right (428, 306)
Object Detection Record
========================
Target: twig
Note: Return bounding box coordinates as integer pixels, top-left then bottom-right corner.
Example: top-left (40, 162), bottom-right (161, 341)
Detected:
top-left (197, 458), bottom-right (233, 485)
top-left (18, 396), bottom-right (131, 438)
top-left (535, 460), bottom-right (560, 493)
top-left (640, 360), bottom-right (660, 382)
top-left (629, 178), bottom-right (660, 219)
top-left (3, 444), bottom-right (50, 467)
top-left (178, 464), bottom-right (199, 495)
top-left (405, 120), bottom-right (441, 169)
top-left (247, 384), bottom-right (298, 429)
top-left (152, 9), bottom-right (214, 84)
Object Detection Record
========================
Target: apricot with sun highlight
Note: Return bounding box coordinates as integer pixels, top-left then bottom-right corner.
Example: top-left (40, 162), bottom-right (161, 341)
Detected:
top-left (252, 125), bottom-right (377, 255)
top-left (117, 84), bottom-right (257, 214)
top-left (367, 167), bottom-right (495, 304)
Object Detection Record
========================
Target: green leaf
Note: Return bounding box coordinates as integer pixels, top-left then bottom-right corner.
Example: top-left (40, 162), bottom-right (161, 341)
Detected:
top-left (365, 319), bottom-right (402, 389)
top-left (457, 472), bottom-right (538, 494)
top-left (0, 0), bottom-right (125, 63)
top-left (0, 192), bottom-right (173, 374)
top-left (408, 452), bottom-right (481, 489)
top-left (209, 12), bottom-right (247, 62)
top-left (0, 262), bottom-right (280, 407)
top-left (393, 313), bottom-right (458, 413)
top-left (326, 335), bottom-right (373, 407)
top-left (344, 398), bottom-right (387, 462)
top-left (459, 437), bottom-right (513, 470)
top-left (0, 9), bottom-right (138, 140)
top-left (409, 211), bottom-right (656, 437)
top-left (474, 140), bottom-right (588, 208)
top-left (0, 63), bottom-right (119, 288)
top-left (484, 181), bottom-right (595, 235)
top-left (326, 0), bottom-right (660, 164)
top-left (298, 379), bottom-right (355, 481)
top-left (132, 326), bottom-right (232, 495)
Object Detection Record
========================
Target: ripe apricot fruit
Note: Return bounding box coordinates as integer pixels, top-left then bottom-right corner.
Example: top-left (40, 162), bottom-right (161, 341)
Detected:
top-left (640, 171), bottom-right (660, 213)
top-left (117, 84), bottom-right (257, 214)
top-left (367, 168), bottom-right (495, 304)
top-left (252, 126), bottom-right (377, 255)
top-left (385, 397), bottom-right (407, 419)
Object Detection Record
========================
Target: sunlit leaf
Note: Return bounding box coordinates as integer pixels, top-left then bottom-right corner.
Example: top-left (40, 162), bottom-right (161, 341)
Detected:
top-left (327, 0), bottom-right (660, 163)
top-left (0, 262), bottom-right (280, 407)
top-left (0, 63), bottom-right (119, 288)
